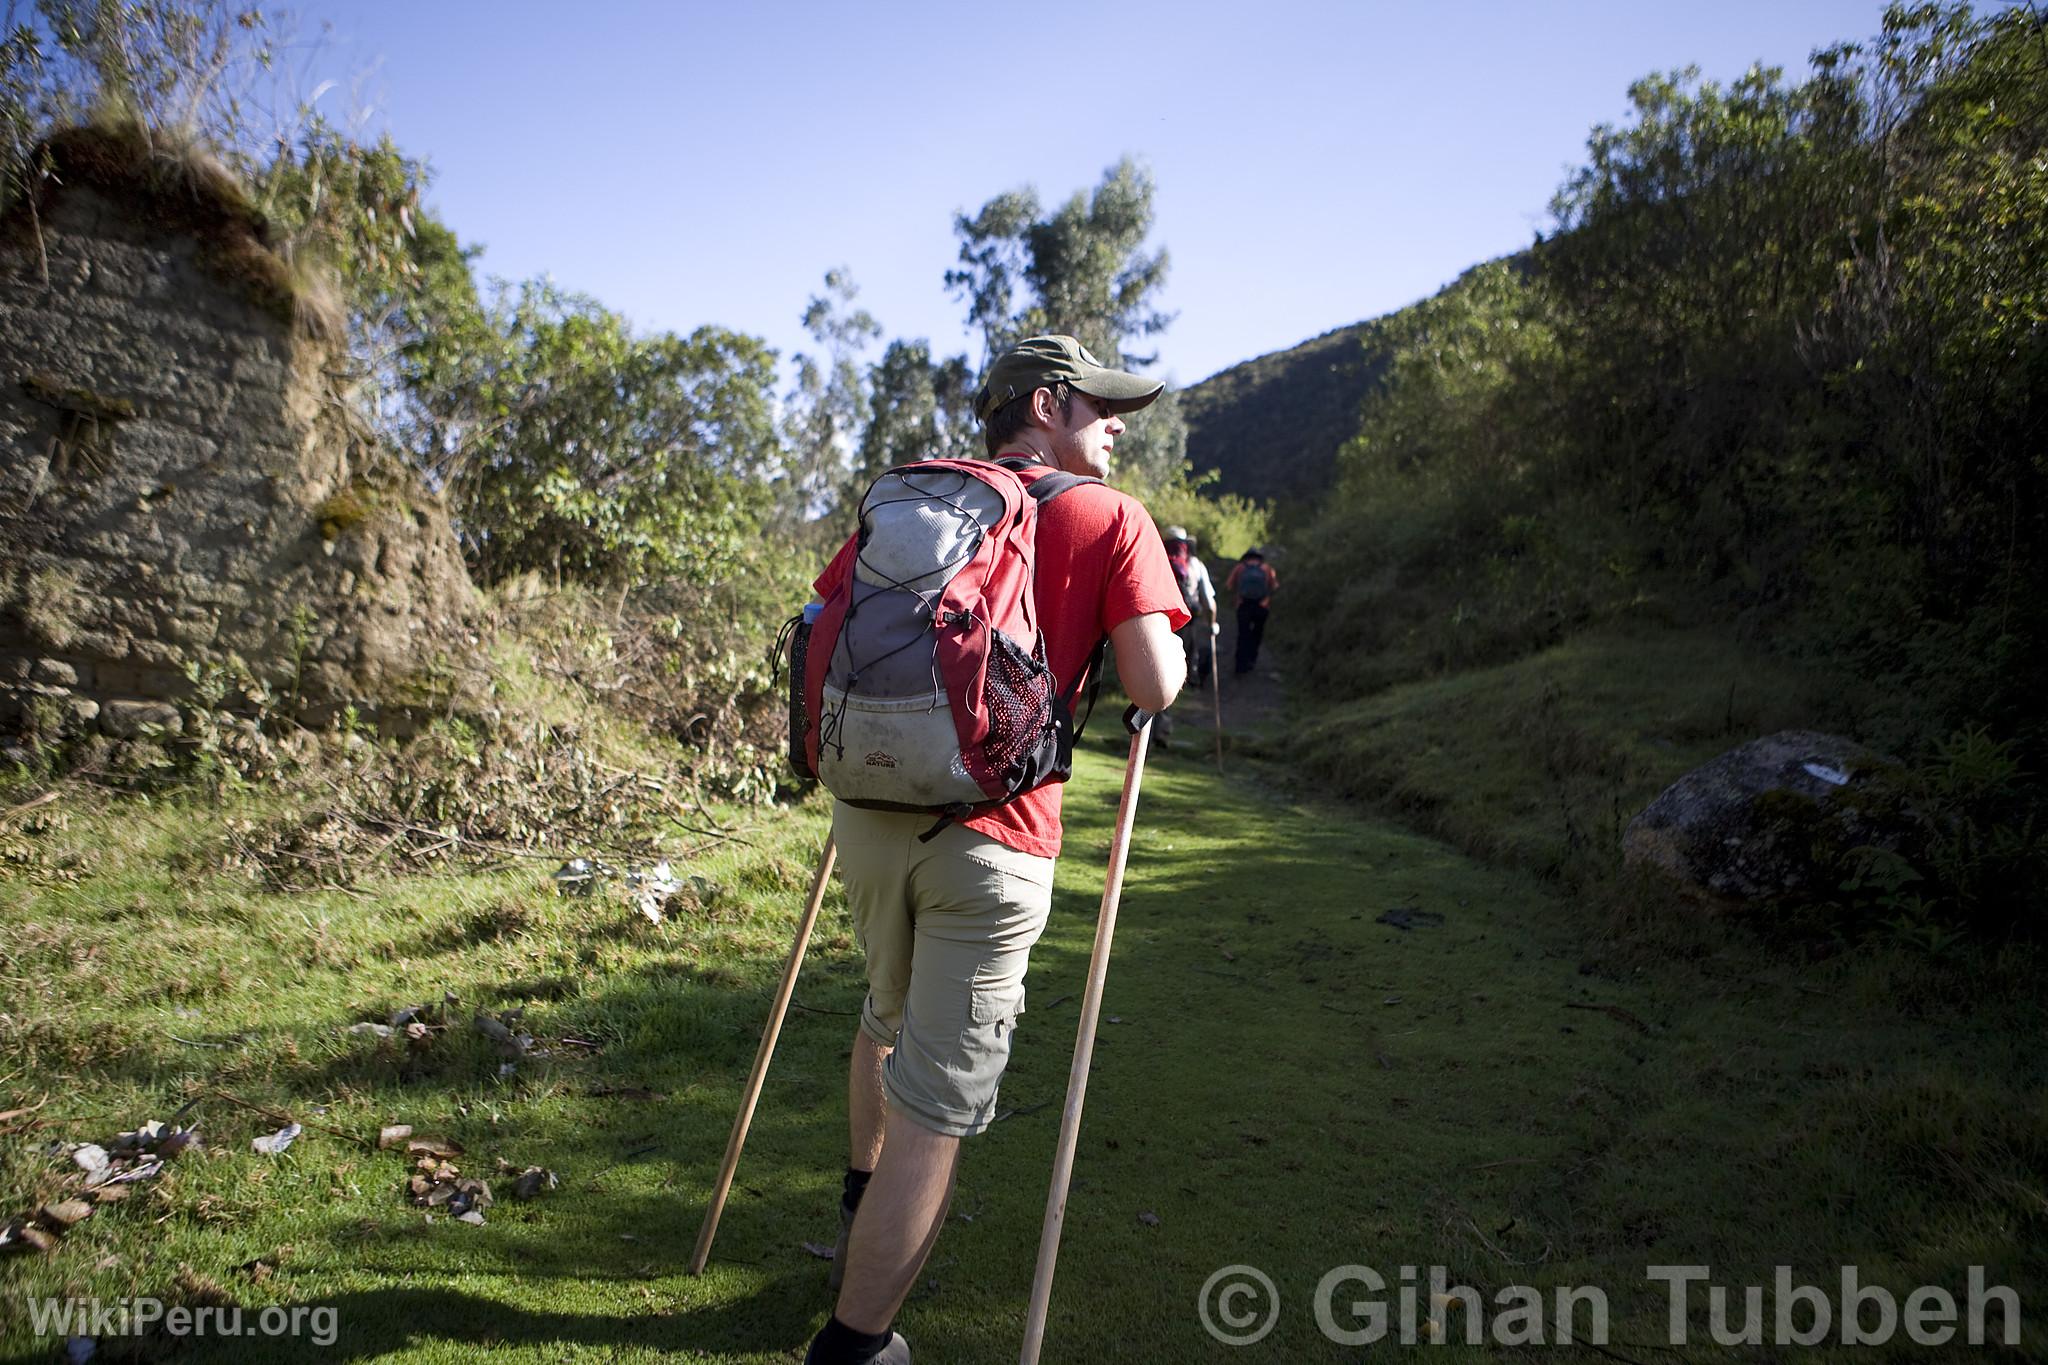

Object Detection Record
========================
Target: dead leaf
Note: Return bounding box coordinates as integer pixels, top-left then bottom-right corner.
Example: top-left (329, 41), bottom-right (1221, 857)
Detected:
top-left (456, 1210), bottom-right (486, 1226)
top-left (250, 1123), bottom-right (301, 1155)
top-left (88, 1185), bottom-right (132, 1205)
top-left (509, 1166), bottom-right (557, 1201)
top-left (406, 1137), bottom-right (464, 1159)
top-left (1137, 1210), bottom-right (1161, 1227)
top-left (38, 1200), bottom-right (92, 1229)
top-left (474, 1014), bottom-right (533, 1058)
top-left (240, 1259), bottom-right (274, 1284)
top-left (1, 1221), bottom-right (57, 1254)
top-left (377, 1125), bottom-right (414, 1150)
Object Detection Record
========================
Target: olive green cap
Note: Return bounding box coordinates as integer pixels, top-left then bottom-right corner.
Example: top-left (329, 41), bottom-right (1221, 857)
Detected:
top-left (974, 334), bottom-right (1164, 421)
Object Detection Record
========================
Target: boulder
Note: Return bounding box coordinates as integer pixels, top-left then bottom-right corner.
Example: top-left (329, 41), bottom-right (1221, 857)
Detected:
top-left (1623, 730), bottom-right (1902, 904)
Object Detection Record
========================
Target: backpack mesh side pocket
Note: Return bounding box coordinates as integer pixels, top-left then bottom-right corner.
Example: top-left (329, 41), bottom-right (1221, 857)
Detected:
top-left (964, 628), bottom-right (1057, 793)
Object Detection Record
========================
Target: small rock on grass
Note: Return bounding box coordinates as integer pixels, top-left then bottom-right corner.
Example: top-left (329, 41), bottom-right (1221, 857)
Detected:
top-left (377, 1124), bottom-right (413, 1150)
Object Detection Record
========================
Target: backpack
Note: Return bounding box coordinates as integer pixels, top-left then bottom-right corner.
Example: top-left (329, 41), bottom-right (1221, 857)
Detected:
top-left (1166, 546), bottom-right (1201, 616)
top-left (783, 458), bottom-right (1100, 826)
top-left (1237, 560), bottom-right (1271, 602)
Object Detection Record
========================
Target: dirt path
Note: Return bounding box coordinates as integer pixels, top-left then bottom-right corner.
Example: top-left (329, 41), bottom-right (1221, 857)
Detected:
top-left (1156, 636), bottom-right (1288, 763)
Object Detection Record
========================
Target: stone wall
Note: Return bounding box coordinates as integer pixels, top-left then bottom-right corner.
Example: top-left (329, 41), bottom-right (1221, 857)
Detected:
top-left (0, 135), bottom-right (478, 739)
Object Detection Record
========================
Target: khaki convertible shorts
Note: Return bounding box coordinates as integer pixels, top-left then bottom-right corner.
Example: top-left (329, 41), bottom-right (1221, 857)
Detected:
top-left (831, 803), bottom-right (1056, 1138)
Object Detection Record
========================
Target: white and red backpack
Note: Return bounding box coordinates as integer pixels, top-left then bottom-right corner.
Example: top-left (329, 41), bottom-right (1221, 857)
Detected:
top-left (783, 457), bottom-right (1102, 828)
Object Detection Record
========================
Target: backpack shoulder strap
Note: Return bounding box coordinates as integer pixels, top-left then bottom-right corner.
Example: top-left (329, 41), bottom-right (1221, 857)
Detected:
top-left (995, 456), bottom-right (1101, 507)
top-left (994, 457), bottom-right (1109, 734)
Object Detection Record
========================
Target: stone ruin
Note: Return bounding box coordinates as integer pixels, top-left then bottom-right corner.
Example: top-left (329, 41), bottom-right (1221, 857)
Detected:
top-left (0, 127), bottom-right (478, 744)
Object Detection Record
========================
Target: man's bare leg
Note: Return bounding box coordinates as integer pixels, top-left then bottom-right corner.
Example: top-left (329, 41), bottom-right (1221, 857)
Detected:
top-left (833, 1108), bottom-right (960, 1333)
top-left (849, 1028), bottom-right (889, 1171)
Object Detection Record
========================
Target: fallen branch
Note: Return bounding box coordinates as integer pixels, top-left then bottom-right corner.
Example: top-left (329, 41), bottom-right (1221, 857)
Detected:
top-left (0, 789), bottom-right (61, 828)
top-left (1564, 1002), bottom-right (1650, 1034)
top-left (198, 1090), bottom-right (375, 1151)
top-left (992, 1101), bottom-right (1051, 1124)
top-left (1463, 1215), bottom-right (1551, 1267)
top-left (166, 1034), bottom-right (233, 1050)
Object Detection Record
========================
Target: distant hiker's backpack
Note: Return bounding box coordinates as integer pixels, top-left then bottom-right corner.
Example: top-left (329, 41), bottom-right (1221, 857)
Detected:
top-left (781, 458), bottom-right (1100, 826)
top-left (1167, 546), bottom-right (1201, 617)
top-left (1237, 560), bottom-right (1271, 602)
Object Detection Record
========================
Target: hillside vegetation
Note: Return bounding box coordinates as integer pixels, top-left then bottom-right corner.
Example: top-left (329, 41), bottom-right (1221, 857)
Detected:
top-left (1181, 316), bottom-right (1394, 503)
top-left (1266, 4), bottom-right (2047, 946)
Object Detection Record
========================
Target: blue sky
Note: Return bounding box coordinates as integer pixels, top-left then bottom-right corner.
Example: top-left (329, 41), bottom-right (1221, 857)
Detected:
top-left (290, 0), bottom-right (1899, 387)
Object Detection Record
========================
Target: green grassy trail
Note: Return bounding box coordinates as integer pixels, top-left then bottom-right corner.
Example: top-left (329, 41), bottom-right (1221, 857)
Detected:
top-left (1, 731), bottom-right (2041, 1362)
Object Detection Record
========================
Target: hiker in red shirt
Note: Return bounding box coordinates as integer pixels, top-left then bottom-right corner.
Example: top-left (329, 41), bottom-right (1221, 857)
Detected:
top-left (1225, 548), bottom-right (1277, 675)
top-left (806, 336), bottom-right (1187, 1365)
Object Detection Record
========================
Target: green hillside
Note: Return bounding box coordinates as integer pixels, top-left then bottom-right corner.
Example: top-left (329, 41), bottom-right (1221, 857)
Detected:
top-left (1179, 317), bottom-right (1392, 503)
top-left (1277, 5), bottom-right (2047, 945)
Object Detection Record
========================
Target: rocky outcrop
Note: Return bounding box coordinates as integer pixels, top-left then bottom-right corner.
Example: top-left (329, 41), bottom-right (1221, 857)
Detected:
top-left (0, 127), bottom-right (478, 738)
top-left (1623, 730), bottom-right (1904, 904)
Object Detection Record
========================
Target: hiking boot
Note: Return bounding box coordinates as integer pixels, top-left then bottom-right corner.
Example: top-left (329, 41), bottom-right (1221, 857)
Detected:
top-left (826, 1196), bottom-right (856, 1292)
top-left (804, 1329), bottom-right (910, 1364)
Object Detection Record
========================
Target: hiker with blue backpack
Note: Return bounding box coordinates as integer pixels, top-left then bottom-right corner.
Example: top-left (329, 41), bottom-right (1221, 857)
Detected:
top-left (1226, 548), bottom-right (1278, 675)
top-left (794, 335), bottom-right (1188, 1365)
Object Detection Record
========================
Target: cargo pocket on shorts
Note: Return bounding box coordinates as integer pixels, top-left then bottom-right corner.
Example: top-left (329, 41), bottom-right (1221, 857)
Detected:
top-left (970, 976), bottom-right (1026, 1030)
top-left (962, 974), bottom-right (1026, 1103)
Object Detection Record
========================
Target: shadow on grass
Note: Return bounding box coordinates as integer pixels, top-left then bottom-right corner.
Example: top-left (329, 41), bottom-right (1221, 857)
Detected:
top-left (167, 1273), bottom-right (821, 1362)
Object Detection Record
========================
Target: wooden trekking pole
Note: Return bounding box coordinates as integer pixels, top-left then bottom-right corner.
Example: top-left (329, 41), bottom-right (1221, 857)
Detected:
top-left (1210, 632), bottom-right (1225, 774)
top-left (689, 834), bottom-right (837, 1276)
top-left (1021, 706), bottom-right (1154, 1364)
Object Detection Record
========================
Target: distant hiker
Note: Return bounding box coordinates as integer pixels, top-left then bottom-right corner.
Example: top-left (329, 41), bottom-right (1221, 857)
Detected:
top-left (1163, 526), bottom-right (1219, 688)
top-left (803, 335), bottom-right (1187, 1365)
top-left (1226, 548), bottom-right (1277, 675)
top-left (1155, 525), bottom-right (1217, 750)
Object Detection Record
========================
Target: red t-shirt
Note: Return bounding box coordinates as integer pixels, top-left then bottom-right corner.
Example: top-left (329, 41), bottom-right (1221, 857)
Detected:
top-left (812, 462), bottom-right (1188, 858)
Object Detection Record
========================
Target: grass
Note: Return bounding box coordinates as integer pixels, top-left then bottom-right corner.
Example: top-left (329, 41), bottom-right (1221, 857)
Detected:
top-left (1283, 623), bottom-right (1862, 878)
top-left (1, 715), bottom-right (2043, 1361)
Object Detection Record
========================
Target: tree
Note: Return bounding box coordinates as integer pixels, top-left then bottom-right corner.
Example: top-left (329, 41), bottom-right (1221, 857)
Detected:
top-left (946, 158), bottom-right (1183, 480)
top-left (854, 339), bottom-right (976, 493)
top-left (947, 157), bottom-right (1174, 368)
top-left (448, 281), bottom-right (778, 589)
top-left (779, 267), bottom-right (878, 523)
